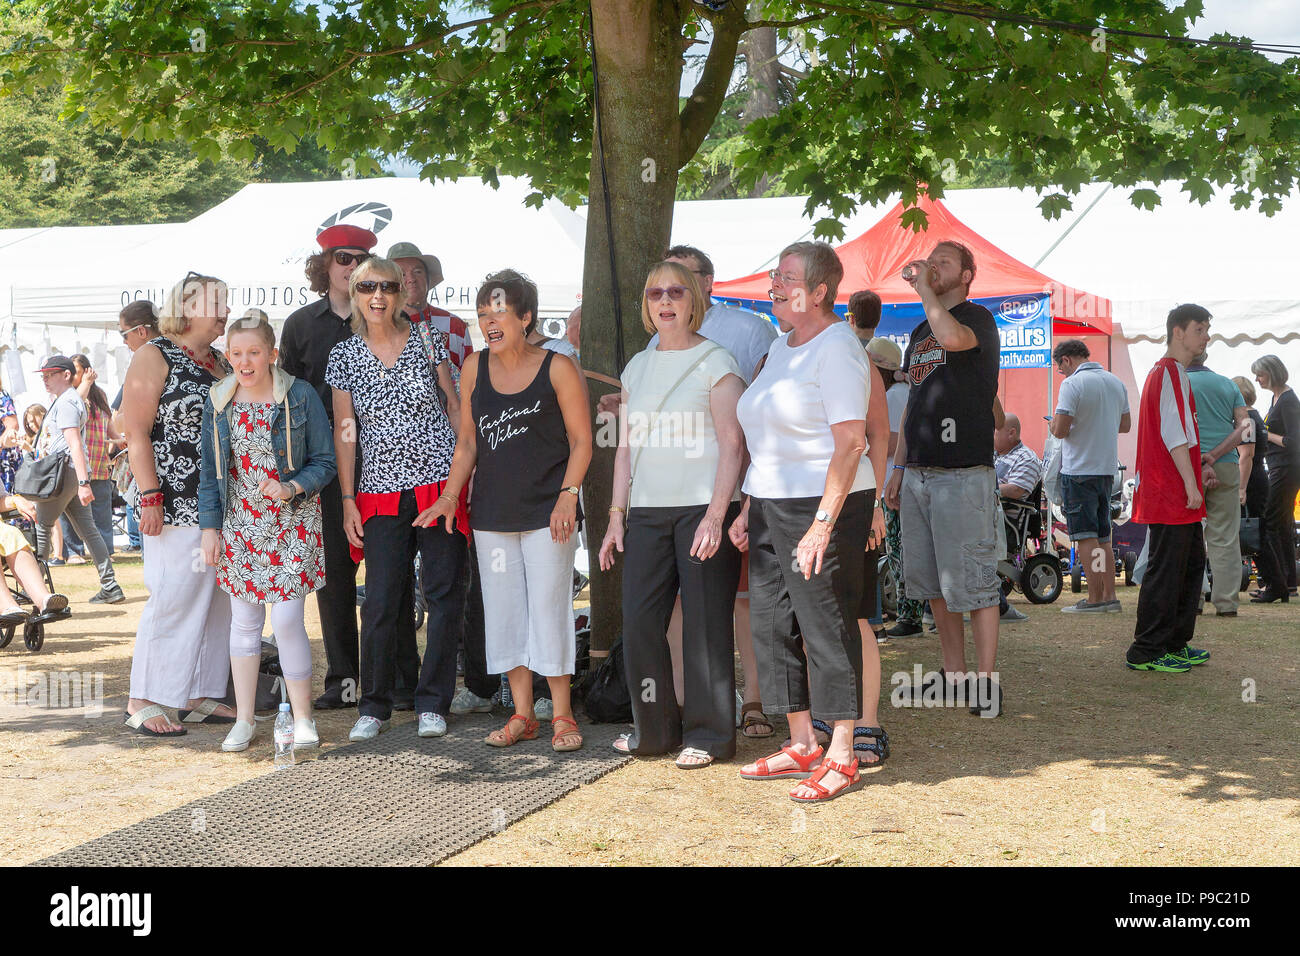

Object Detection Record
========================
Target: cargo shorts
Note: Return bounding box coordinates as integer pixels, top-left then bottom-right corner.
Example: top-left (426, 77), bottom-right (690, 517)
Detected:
top-left (900, 465), bottom-right (1001, 613)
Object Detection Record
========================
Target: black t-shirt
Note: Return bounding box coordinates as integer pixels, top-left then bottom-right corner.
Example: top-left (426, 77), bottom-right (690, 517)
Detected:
top-left (902, 300), bottom-right (1001, 468)
top-left (280, 297), bottom-right (354, 422)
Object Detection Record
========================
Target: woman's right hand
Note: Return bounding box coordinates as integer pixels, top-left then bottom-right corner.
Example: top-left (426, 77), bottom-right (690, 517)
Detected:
top-left (598, 513), bottom-right (624, 571)
top-left (139, 502), bottom-right (164, 537)
top-left (342, 498), bottom-right (365, 550)
top-left (200, 528), bottom-right (222, 567)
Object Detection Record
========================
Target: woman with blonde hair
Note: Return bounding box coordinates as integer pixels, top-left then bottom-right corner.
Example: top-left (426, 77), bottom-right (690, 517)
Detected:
top-left (599, 260), bottom-right (745, 767)
top-left (326, 257), bottom-right (466, 742)
top-left (1232, 375), bottom-right (1268, 519)
top-left (122, 272), bottom-right (234, 736)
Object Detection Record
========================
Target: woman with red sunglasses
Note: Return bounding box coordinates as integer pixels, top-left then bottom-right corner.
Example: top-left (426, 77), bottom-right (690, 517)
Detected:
top-left (325, 257), bottom-right (465, 744)
top-left (597, 261), bottom-right (746, 769)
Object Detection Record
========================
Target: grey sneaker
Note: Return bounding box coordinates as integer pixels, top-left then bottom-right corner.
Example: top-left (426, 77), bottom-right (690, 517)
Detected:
top-left (534, 697), bottom-right (554, 721)
top-left (417, 712), bottom-right (447, 737)
top-left (88, 585), bottom-right (126, 605)
top-left (449, 686), bottom-right (493, 715)
top-left (1001, 606), bottom-right (1029, 622)
top-left (1102, 599), bottom-right (1123, 612)
top-left (1061, 599), bottom-right (1110, 613)
top-left (348, 716), bottom-right (389, 741)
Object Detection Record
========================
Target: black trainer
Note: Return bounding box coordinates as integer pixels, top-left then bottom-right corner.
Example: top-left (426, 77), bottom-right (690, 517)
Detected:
top-left (897, 668), bottom-right (972, 706)
top-left (969, 676), bottom-right (1003, 717)
top-left (314, 687), bottom-right (358, 710)
top-left (887, 620), bottom-right (922, 637)
top-left (88, 585), bottom-right (126, 605)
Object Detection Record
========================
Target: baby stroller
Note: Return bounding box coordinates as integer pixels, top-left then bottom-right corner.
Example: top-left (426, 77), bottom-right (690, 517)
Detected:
top-left (1061, 465), bottom-right (1133, 593)
top-left (0, 518), bottom-right (67, 653)
top-left (997, 482), bottom-right (1064, 604)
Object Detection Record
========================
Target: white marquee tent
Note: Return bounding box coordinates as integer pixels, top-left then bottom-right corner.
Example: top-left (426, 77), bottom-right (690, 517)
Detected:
top-left (2, 175), bottom-right (1297, 416)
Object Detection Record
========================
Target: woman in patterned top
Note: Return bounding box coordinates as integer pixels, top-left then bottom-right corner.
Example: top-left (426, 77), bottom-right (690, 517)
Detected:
top-left (121, 273), bottom-right (235, 737)
top-left (66, 354), bottom-right (123, 556)
top-left (200, 312), bottom-right (336, 753)
top-left (326, 257), bottom-right (466, 743)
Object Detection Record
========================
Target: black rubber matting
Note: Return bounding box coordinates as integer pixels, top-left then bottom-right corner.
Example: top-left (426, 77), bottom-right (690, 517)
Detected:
top-left (35, 713), bottom-right (631, 867)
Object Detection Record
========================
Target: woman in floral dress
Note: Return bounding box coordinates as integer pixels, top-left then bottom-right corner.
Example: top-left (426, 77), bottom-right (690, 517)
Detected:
top-left (200, 311), bottom-right (336, 753)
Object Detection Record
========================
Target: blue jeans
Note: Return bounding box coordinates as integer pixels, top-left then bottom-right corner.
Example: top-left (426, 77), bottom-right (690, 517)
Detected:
top-left (61, 479), bottom-right (115, 555)
top-left (127, 505), bottom-right (142, 548)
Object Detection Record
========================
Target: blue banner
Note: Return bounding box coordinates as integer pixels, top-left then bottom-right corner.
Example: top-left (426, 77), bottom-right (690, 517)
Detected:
top-left (714, 291), bottom-right (1053, 370)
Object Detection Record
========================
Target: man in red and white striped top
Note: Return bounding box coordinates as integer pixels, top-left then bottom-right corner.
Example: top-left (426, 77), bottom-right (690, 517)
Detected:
top-left (388, 241), bottom-right (474, 369)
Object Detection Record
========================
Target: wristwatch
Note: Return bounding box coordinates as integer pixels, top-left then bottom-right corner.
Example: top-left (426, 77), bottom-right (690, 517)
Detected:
top-left (815, 509), bottom-right (832, 524)
top-left (563, 486), bottom-right (580, 497)
top-left (78, 479), bottom-right (90, 487)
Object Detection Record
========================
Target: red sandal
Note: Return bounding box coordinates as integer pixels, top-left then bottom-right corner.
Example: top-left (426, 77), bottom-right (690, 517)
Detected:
top-left (485, 714), bottom-right (539, 747)
top-left (739, 744), bottom-right (824, 781)
top-left (789, 756), bottom-right (863, 802)
top-left (550, 715), bottom-right (584, 752)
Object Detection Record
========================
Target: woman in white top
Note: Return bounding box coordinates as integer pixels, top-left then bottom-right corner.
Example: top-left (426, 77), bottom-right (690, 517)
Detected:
top-left (598, 261), bottom-right (746, 768)
top-left (729, 241), bottom-right (879, 802)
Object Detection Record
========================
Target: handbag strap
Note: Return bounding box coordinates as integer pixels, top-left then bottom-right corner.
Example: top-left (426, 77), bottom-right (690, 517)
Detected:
top-left (33, 391), bottom-right (70, 460)
top-left (629, 345), bottom-right (723, 487)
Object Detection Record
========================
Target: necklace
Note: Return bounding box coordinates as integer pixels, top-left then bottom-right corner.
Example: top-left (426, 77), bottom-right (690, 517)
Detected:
top-left (180, 343), bottom-right (220, 374)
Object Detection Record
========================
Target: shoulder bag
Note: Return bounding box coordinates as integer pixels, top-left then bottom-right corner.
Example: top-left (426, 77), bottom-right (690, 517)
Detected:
top-left (13, 394), bottom-right (72, 501)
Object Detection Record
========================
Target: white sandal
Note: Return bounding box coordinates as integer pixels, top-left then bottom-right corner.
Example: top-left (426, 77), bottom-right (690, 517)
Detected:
top-left (675, 747), bottom-right (713, 770)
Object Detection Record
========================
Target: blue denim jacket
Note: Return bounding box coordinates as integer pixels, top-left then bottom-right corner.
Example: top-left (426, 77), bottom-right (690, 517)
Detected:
top-left (198, 366), bottom-right (337, 530)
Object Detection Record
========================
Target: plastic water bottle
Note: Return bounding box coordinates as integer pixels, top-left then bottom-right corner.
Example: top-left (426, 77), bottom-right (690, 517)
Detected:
top-left (500, 673), bottom-right (513, 709)
top-left (273, 703), bottom-right (295, 769)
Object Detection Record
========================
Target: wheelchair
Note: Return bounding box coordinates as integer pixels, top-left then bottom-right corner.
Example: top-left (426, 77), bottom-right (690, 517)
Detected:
top-left (997, 481), bottom-right (1064, 604)
top-left (0, 518), bottom-right (65, 653)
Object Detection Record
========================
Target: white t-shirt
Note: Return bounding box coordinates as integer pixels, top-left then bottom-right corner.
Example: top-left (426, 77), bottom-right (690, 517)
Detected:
top-left (1156, 363), bottom-right (1199, 451)
top-left (40, 390), bottom-right (87, 457)
top-left (621, 340), bottom-right (744, 508)
top-left (648, 302), bottom-right (777, 385)
top-left (736, 321), bottom-right (874, 499)
top-left (1055, 362), bottom-right (1129, 477)
top-left (885, 381), bottom-right (908, 477)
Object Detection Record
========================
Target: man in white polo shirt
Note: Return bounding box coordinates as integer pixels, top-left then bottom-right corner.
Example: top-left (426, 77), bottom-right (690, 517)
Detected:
top-left (1050, 339), bottom-right (1130, 613)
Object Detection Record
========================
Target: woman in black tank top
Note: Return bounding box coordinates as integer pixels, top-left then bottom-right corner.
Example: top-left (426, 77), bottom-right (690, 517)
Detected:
top-left (422, 270), bottom-right (591, 752)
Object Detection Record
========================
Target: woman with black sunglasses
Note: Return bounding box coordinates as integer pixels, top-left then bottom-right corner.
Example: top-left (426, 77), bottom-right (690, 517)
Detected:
top-left (325, 257), bottom-right (465, 743)
top-left (597, 261), bottom-right (746, 768)
top-left (281, 224), bottom-right (384, 713)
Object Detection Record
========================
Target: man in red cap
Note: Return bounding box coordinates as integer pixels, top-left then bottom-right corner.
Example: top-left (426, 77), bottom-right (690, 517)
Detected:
top-left (282, 223), bottom-right (417, 710)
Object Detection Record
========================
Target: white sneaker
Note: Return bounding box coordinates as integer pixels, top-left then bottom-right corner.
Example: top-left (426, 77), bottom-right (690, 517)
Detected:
top-left (449, 686), bottom-right (494, 716)
top-left (293, 718), bottom-right (319, 750)
top-left (348, 716), bottom-right (389, 741)
top-left (221, 719), bottom-right (257, 752)
top-left (533, 698), bottom-right (554, 721)
top-left (418, 712), bottom-right (447, 737)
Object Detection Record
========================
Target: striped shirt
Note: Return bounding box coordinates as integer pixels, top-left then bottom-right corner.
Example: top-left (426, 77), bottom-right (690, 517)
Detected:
top-left (415, 305), bottom-right (473, 370)
top-left (995, 440), bottom-right (1042, 495)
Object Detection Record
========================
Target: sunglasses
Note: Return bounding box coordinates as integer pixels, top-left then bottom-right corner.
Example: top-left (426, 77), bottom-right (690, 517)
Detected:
top-left (334, 251), bottom-right (371, 267)
top-left (645, 285), bottom-right (688, 302)
top-left (355, 280), bottom-right (402, 295)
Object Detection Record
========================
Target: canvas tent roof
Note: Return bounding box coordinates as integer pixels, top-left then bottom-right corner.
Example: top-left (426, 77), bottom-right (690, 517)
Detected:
top-left (709, 192), bottom-right (1112, 335)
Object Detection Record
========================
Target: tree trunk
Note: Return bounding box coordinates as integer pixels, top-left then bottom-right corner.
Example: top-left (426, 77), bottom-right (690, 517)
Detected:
top-left (743, 6), bottom-right (778, 197)
top-left (581, 0), bottom-right (684, 654)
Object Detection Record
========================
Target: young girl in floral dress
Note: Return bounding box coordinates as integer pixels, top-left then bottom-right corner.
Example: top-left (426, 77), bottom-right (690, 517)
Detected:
top-left (199, 312), bottom-right (337, 753)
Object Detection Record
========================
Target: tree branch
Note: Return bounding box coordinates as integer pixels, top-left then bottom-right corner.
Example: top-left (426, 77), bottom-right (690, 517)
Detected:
top-left (678, 3), bottom-right (748, 167)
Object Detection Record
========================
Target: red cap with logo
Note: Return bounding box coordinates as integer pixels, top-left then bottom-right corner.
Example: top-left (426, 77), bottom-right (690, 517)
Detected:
top-left (316, 224), bottom-right (378, 252)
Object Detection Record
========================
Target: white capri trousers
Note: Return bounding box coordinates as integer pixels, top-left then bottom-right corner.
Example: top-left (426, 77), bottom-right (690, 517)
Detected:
top-left (229, 596), bottom-right (313, 681)
top-left (129, 525), bottom-right (232, 708)
top-left (475, 527), bottom-right (578, 677)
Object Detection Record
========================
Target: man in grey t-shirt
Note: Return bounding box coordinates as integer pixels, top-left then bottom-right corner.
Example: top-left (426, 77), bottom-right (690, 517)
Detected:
top-left (33, 356), bottom-right (123, 604)
top-left (1050, 340), bottom-right (1130, 613)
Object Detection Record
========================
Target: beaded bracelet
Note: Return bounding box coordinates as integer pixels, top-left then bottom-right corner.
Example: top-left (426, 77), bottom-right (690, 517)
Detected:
top-left (139, 492), bottom-right (164, 508)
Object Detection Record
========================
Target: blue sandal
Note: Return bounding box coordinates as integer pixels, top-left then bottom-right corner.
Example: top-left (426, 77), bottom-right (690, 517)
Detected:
top-left (853, 726), bottom-right (890, 767)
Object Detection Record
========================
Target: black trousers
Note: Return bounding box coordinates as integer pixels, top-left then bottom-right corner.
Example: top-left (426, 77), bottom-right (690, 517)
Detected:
top-left (1257, 467), bottom-right (1299, 596)
top-left (1128, 522), bottom-right (1205, 663)
top-left (358, 489), bottom-right (467, 720)
top-left (460, 538), bottom-right (498, 699)
top-left (318, 476), bottom-right (418, 699)
top-left (621, 502), bottom-right (741, 758)
top-left (748, 491), bottom-right (868, 722)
